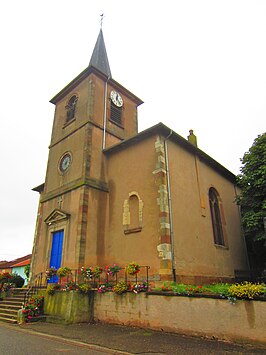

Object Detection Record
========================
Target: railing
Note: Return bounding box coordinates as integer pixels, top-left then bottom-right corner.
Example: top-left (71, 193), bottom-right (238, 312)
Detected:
top-left (54, 265), bottom-right (150, 288)
top-left (23, 266), bottom-right (150, 306)
top-left (23, 272), bottom-right (47, 307)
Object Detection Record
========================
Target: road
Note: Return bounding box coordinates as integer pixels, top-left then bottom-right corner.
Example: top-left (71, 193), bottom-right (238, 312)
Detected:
top-left (0, 323), bottom-right (127, 355)
top-left (1, 321), bottom-right (265, 355)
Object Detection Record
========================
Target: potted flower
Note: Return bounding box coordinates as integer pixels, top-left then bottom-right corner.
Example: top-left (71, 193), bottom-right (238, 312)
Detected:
top-left (81, 266), bottom-right (93, 280)
top-left (125, 262), bottom-right (140, 276)
top-left (113, 281), bottom-right (128, 294)
top-left (45, 267), bottom-right (57, 280)
top-left (105, 264), bottom-right (122, 277)
top-left (92, 266), bottom-right (103, 278)
top-left (131, 282), bottom-right (149, 294)
top-left (78, 283), bottom-right (92, 294)
top-left (57, 267), bottom-right (72, 278)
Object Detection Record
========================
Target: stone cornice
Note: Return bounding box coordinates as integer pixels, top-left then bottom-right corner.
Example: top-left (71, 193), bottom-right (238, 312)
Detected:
top-left (40, 178), bottom-right (109, 203)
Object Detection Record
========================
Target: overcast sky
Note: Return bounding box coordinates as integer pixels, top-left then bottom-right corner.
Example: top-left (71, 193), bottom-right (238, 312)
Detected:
top-left (0, 0), bottom-right (265, 261)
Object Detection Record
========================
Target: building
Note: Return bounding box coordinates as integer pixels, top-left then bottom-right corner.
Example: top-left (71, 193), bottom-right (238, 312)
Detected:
top-left (30, 29), bottom-right (249, 284)
top-left (0, 254), bottom-right (31, 285)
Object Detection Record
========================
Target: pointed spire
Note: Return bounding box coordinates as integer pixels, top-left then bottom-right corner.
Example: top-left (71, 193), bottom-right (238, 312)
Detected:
top-left (89, 29), bottom-right (112, 78)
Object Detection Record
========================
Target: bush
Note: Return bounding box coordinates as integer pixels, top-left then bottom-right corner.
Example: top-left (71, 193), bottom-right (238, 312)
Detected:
top-left (22, 295), bottom-right (44, 320)
top-left (24, 265), bottom-right (30, 279)
top-left (228, 282), bottom-right (265, 299)
top-left (0, 272), bottom-right (12, 284)
top-left (10, 273), bottom-right (24, 288)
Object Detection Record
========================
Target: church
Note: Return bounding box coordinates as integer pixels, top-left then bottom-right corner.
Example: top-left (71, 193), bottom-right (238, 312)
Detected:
top-left (30, 29), bottom-right (249, 284)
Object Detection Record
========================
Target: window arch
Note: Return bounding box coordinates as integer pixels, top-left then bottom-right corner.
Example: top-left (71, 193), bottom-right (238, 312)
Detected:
top-left (209, 187), bottom-right (225, 246)
top-left (65, 95), bottom-right (78, 122)
top-left (123, 191), bottom-right (144, 234)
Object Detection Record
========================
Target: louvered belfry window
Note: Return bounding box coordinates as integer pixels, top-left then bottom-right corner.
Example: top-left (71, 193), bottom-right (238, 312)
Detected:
top-left (66, 95), bottom-right (78, 122)
top-left (110, 102), bottom-right (122, 126)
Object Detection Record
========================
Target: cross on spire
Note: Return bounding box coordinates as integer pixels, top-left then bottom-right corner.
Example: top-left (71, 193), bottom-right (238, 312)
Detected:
top-left (100, 13), bottom-right (104, 29)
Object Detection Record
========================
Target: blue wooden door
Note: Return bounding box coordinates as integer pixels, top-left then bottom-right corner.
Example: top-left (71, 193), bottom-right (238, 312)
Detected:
top-left (49, 230), bottom-right (64, 283)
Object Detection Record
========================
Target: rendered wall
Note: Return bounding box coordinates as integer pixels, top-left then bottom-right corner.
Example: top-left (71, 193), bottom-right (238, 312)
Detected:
top-left (42, 291), bottom-right (266, 345)
top-left (44, 291), bottom-right (94, 324)
top-left (93, 292), bottom-right (266, 345)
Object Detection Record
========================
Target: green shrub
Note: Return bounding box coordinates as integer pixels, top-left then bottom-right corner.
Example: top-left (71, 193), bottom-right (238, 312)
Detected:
top-left (10, 273), bottom-right (24, 288)
top-left (228, 282), bottom-right (265, 299)
top-left (24, 265), bottom-right (30, 279)
top-left (22, 295), bottom-right (44, 320)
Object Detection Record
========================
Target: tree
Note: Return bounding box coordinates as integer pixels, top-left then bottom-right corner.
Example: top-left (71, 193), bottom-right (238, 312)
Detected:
top-left (236, 132), bottom-right (266, 269)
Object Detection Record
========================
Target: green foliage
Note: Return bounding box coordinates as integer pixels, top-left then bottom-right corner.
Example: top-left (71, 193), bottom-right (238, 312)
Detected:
top-left (125, 262), bottom-right (140, 275)
top-left (22, 295), bottom-right (44, 320)
top-left (46, 284), bottom-right (61, 295)
top-left (236, 133), bottom-right (266, 242)
top-left (57, 267), bottom-right (72, 277)
top-left (201, 283), bottom-right (230, 297)
top-left (10, 273), bottom-right (25, 288)
top-left (0, 272), bottom-right (12, 284)
top-left (78, 283), bottom-right (92, 294)
top-left (113, 281), bottom-right (128, 294)
top-left (24, 265), bottom-right (30, 279)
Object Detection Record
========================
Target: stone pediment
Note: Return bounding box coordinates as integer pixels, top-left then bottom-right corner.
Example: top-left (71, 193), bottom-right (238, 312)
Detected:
top-left (44, 209), bottom-right (70, 224)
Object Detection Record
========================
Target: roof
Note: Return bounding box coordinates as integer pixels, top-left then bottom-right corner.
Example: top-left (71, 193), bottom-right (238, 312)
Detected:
top-left (0, 254), bottom-right (32, 269)
top-left (104, 122), bottom-right (236, 183)
top-left (50, 28), bottom-right (143, 105)
top-left (50, 66), bottom-right (143, 106)
top-left (89, 29), bottom-right (112, 78)
top-left (12, 258), bottom-right (31, 267)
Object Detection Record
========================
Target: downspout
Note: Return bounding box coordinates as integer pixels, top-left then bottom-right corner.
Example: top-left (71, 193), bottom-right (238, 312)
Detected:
top-left (102, 76), bottom-right (111, 150)
top-left (164, 130), bottom-right (176, 282)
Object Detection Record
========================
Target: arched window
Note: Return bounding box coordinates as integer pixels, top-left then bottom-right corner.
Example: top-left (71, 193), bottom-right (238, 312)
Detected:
top-left (65, 95), bottom-right (78, 122)
top-left (123, 192), bottom-right (144, 234)
top-left (209, 188), bottom-right (225, 246)
top-left (128, 195), bottom-right (139, 230)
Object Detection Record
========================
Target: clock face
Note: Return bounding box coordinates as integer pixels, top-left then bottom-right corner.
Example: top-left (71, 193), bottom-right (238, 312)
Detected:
top-left (110, 90), bottom-right (123, 107)
top-left (59, 153), bottom-right (72, 173)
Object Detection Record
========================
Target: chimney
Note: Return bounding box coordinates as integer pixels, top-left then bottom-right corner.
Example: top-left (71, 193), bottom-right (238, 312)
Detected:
top-left (187, 129), bottom-right (198, 147)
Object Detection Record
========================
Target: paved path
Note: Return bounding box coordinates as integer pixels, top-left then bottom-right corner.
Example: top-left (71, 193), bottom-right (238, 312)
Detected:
top-left (1, 321), bottom-right (265, 354)
top-left (0, 323), bottom-right (120, 354)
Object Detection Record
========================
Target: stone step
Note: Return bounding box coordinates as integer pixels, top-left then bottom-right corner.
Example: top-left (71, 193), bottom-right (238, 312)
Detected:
top-left (0, 307), bottom-right (18, 315)
top-left (0, 301), bottom-right (23, 309)
top-left (4, 296), bottom-right (25, 301)
top-left (0, 315), bottom-right (17, 324)
top-left (0, 310), bottom-right (17, 319)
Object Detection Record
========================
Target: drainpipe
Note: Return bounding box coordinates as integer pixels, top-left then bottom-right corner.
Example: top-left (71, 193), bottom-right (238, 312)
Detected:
top-left (102, 76), bottom-right (111, 150)
top-left (164, 130), bottom-right (176, 282)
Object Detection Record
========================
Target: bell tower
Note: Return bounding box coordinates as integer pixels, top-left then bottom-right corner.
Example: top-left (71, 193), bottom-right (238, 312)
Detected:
top-left (31, 29), bottom-right (143, 277)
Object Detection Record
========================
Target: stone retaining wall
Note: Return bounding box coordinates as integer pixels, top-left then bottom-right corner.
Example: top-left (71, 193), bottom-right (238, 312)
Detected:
top-left (93, 292), bottom-right (266, 345)
top-left (43, 291), bottom-right (266, 345)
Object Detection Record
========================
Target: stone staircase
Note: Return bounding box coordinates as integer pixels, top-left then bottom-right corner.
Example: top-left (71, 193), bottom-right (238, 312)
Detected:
top-left (0, 288), bottom-right (29, 324)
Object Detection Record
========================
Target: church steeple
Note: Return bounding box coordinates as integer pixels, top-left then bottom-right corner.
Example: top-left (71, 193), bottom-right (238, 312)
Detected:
top-left (89, 29), bottom-right (112, 78)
